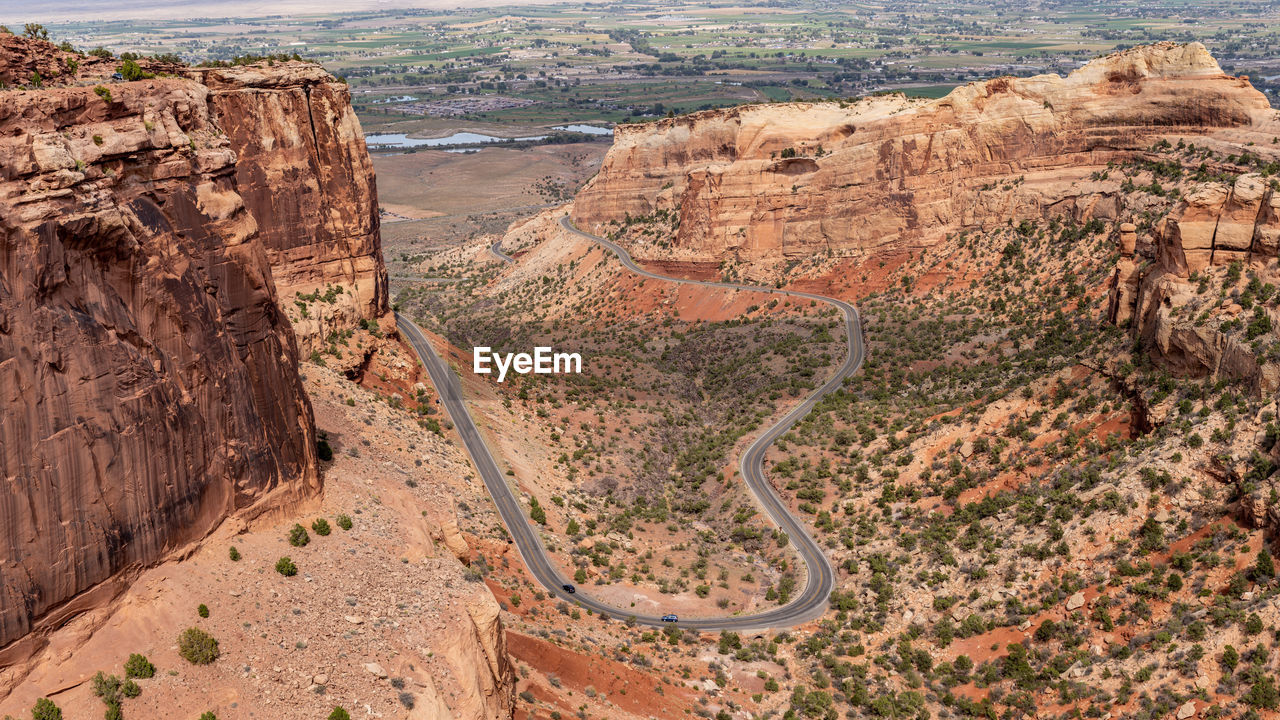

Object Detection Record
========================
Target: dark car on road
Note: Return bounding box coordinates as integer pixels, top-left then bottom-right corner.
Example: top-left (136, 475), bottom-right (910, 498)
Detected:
top-left (661, 614), bottom-right (678, 623)
top-left (562, 584), bottom-right (576, 594)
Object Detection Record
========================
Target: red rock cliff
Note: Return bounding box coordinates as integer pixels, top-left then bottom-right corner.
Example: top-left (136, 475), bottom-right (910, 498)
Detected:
top-left (0, 40), bottom-right (386, 652)
top-left (190, 64), bottom-right (389, 350)
top-left (572, 42), bottom-right (1272, 268)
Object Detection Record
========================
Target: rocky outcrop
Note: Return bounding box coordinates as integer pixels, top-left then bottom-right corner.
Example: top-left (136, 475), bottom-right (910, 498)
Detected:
top-left (0, 34), bottom-right (104, 88)
top-left (190, 64), bottom-right (389, 351)
top-left (572, 43), bottom-right (1271, 267)
top-left (444, 591), bottom-right (517, 720)
top-left (1110, 172), bottom-right (1280, 393)
top-left (0, 40), bottom-right (387, 652)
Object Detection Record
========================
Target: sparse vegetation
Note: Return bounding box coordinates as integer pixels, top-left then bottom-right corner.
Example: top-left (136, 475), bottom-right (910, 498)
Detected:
top-left (177, 628), bottom-right (219, 665)
top-left (287, 523), bottom-right (310, 547)
top-left (31, 699), bottom-right (61, 720)
top-left (123, 653), bottom-right (154, 679)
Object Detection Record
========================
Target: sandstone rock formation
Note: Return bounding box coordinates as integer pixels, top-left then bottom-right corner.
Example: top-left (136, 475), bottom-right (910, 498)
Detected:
top-left (0, 34), bottom-right (105, 88)
top-left (0, 39), bottom-right (387, 652)
top-left (1113, 171), bottom-right (1280, 394)
top-left (572, 43), bottom-right (1271, 269)
top-left (190, 64), bottom-right (389, 351)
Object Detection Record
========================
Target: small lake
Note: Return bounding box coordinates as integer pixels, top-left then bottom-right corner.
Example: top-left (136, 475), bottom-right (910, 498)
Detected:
top-left (365, 132), bottom-right (548, 149)
top-left (552, 124), bottom-right (613, 135)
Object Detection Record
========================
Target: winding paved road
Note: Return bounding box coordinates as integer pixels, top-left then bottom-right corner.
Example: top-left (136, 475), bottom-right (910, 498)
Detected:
top-left (490, 240), bottom-right (515, 264)
top-left (395, 215), bottom-right (864, 630)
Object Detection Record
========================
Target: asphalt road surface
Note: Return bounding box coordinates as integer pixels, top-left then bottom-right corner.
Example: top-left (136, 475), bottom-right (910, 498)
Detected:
top-left (490, 241), bottom-right (515, 264)
top-left (394, 215), bottom-right (864, 631)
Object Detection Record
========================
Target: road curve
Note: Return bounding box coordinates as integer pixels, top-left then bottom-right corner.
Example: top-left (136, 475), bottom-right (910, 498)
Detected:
top-left (490, 240), bottom-right (515, 264)
top-left (394, 214), bottom-right (864, 631)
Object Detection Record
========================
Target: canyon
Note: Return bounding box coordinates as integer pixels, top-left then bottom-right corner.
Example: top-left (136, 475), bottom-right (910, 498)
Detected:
top-left (6, 27), bottom-right (1280, 719)
top-left (573, 41), bottom-right (1280, 395)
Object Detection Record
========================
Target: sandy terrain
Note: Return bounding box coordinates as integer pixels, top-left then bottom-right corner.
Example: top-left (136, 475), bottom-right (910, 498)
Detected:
top-left (373, 143), bottom-right (605, 219)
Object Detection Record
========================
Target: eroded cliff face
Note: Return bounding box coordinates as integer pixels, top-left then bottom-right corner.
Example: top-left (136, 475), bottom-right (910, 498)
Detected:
top-left (572, 42), bottom-right (1272, 269)
top-left (0, 40), bottom-right (388, 654)
top-left (1111, 172), bottom-right (1280, 394)
top-left (191, 64), bottom-right (389, 351)
top-left (0, 74), bottom-right (320, 650)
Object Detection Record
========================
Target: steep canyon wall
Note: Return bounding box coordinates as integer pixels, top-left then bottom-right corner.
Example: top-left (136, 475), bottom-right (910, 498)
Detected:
top-left (0, 41), bottom-right (386, 652)
top-left (572, 43), bottom-right (1272, 267)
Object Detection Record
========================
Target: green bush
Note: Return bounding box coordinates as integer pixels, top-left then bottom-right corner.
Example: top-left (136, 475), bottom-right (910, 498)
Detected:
top-left (121, 679), bottom-right (141, 698)
top-left (329, 708), bottom-right (351, 720)
top-left (199, 714), bottom-right (217, 720)
top-left (287, 524), bottom-right (310, 547)
top-left (93, 86), bottom-right (111, 103)
top-left (124, 653), bottom-right (155, 679)
top-left (336, 514), bottom-right (353, 531)
top-left (316, 438), bottom-right (334, 462)
top-left (275, 557), bottom-right (297, 576)
top-left (178, 628), bottom-right (219, 665)
top-left (117, 58), bottom-right (153, 81)
top-left (228, 546), bottom-right (241, 562)
top-left (1246, 676), bottom-right (1280, 709)
top-left (312, 518), bottom-right (331, 536)
top-left (197, 604), bottom-right (209, 618)
top-left (31, 699), bottom-right (62, 720)
top-left (92, 671), bottom-right (122, 703)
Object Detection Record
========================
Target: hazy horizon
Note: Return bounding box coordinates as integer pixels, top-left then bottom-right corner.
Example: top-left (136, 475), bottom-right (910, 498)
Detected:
top-left (0, 0), bottom-right (560, 24)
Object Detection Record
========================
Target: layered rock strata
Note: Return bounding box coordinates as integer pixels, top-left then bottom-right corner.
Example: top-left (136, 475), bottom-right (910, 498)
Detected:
top-left (572, 43), bottom-right (1272, 267)
top-left (0, 39), bottom-right (387, 651)
top-left (190, 64), bottom-right (389, 351)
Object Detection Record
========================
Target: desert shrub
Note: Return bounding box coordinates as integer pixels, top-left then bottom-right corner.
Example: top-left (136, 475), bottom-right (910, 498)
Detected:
top-left (199, 714), bottom-right (217, 720)
top-left (93, 86), bottom-right (112, 103)
top-left (276, 557), bottom-right (298, 576)
top-left (1246, 676), bottom-right (1280, 709)
top-left (1245, 613), bottom-right (1264, 635)
top-left (228, 546), bottom-right (241, 561)
top-left (121, 679), bottom-right (141, 698)
top-left (178, 628), bottom-right (219, 665)
top-left (287, 524), bottom-right (310, 547)
top-left (329, 709), bottom-right (351, 720)
top-left (312, 518), bottom-right (331, 536)
top-left (197, 604), bottom-right (209, 618)
top-left (92, 671), bottom-right (121, 703)
top-left (336, 514), bottom-right (353, 531)
top-left (31, 698), bottom-right (62, 720)
top-left (124, 653), bottom-right (155, 679)
top-left (316, 438), bottom-right (333, 461)
top-left (117, 59), bottom-right (152, 81)
top-left (1223, 645), bottom-right (1240, 670)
